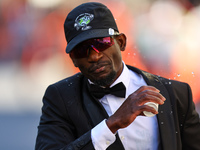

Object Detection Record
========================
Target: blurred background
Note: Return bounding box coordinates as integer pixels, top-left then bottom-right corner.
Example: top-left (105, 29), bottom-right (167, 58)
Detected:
top-left (0, 0), bottom-right (200, 149)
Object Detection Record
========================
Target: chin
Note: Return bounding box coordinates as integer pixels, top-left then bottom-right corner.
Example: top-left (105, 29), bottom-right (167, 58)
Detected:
top-left (93, 71), bottom-right (116, 87)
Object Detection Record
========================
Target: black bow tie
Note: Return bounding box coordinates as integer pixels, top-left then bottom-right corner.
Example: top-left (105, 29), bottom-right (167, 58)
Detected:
top-left (88, 82), bottom-right (126, 99)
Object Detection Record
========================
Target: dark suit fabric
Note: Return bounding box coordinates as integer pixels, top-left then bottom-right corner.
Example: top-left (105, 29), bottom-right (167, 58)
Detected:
top-left (35, 65), bottom-right (200, 150)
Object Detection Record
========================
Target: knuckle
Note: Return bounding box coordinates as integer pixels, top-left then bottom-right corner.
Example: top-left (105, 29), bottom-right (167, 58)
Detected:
top-left (142, 93), bottom-right (149, 99)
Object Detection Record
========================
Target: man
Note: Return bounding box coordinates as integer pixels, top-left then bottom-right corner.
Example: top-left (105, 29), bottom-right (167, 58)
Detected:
top-left (35, 2), bottom-right (200, 150)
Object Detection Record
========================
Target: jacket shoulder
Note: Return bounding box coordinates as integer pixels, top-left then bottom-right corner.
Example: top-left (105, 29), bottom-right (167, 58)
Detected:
top-left (44, 73), bottom-right (84, 108)
top-left (52, 73), bottom-right (83, 88)
top-left (127, 64), bottom-right (189, 88)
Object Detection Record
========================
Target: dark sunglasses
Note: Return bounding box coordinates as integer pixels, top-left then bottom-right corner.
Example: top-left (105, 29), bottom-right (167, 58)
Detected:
top-left (70, 36), bottom-right (114, 59)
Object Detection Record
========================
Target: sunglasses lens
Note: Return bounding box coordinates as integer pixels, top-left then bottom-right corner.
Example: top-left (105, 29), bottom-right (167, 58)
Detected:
top-left (70, 45), bottom-right (89, 59)
top-left (93, 37), bottom-right (114, 51)
top-left (70, 37), bottom-right (114, 59)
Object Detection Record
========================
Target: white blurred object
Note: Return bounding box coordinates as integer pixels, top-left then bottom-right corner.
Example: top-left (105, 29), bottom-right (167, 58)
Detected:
top-left (27, 0), bottom-right (64, 8)
top-left (149, 1), bottom-right (184, 35)
top-left (143, 102), bottom-right (158, 117)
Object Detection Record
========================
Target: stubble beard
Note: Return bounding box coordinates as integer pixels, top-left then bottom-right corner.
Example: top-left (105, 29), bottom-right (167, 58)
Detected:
top-left (93, 70), bottom-right (116, 87)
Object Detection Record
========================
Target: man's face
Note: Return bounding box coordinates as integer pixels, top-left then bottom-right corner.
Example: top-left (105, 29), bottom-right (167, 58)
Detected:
top-left (70, 34), bottom-right (126, 87)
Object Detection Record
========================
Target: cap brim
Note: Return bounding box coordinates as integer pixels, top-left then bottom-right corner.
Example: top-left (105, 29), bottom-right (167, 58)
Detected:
top-left (65, 29), bottom-right (112, 53)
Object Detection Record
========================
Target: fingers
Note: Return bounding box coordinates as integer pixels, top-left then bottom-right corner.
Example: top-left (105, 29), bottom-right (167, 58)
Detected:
top-left (140, 93), bottom-right (165, 105)
top-left (130, 86), bottom-right (166, 105)
top-left (135, 85), bottom-right (160, 93)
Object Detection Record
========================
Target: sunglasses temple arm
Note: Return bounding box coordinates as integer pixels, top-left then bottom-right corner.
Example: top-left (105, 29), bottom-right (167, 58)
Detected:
top-left (91, 45), bottom-right (100, 53)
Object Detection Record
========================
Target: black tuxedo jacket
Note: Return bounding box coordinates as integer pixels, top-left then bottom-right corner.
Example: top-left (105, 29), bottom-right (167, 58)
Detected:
top-left (35, 65), bottom-right (200, 150)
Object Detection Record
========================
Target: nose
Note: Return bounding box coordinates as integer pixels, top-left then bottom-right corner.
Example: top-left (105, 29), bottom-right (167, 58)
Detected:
top-left (87, 47), bottom-right (103, 62)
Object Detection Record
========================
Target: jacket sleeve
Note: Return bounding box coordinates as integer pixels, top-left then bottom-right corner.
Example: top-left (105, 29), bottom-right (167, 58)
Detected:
top-left (35, 84), bottom-right (95, 150)
top-left (181, 83), bottom-right (200, 150)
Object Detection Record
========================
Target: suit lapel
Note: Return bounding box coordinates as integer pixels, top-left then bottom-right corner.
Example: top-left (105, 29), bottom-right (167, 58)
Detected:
top-left (82, 78), bottom-right (125, 150)
top-left (127, 66), bottom-right (177, 150)
top-left (82, 77), bottom-right (108, 126)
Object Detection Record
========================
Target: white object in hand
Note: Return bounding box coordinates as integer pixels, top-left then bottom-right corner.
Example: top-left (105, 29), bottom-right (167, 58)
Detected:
top-left (143, 102), bottom-right (159, 117)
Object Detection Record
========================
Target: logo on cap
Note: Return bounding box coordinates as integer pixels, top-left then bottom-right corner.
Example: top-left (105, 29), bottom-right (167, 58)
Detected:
top-left (74, 13), bottom-right (94, 31)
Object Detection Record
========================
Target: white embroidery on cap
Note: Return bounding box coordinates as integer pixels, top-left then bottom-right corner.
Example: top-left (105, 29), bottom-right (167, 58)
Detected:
top-left (74, 13), bottom-right (94, 31)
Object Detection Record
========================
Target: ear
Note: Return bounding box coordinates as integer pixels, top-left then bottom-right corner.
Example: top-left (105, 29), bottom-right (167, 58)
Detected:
top-left (115, 33), bottom-right (127, 51)
top-left (69, 54), bottom-right (78, 67)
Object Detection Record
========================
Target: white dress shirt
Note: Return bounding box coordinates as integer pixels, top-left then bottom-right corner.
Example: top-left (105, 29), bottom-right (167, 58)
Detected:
top-left (91, 63), bottom-right (161, 150)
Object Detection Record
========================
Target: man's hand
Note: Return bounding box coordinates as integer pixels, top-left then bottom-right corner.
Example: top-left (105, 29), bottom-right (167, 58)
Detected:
top-left (106, 86), bottom-right (166, 133)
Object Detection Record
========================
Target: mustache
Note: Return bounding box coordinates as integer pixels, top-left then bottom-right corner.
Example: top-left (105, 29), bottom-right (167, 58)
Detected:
top-left (88, 61), bottom-right (110, 73)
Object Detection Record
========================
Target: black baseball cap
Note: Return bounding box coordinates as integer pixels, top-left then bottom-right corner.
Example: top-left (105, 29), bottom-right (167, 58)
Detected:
top-left (64, 2), bottom-right (119, 53)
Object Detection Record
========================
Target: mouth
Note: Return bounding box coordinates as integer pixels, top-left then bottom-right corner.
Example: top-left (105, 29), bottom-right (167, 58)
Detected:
top-left (88, 62), bottom-right (109, 74)
top-left (93, 66), bottom-right (106, 74)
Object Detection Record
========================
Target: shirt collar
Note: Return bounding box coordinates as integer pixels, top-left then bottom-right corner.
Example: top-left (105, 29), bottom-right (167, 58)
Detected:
top-left (110, 62), bottom-right (130, 91)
